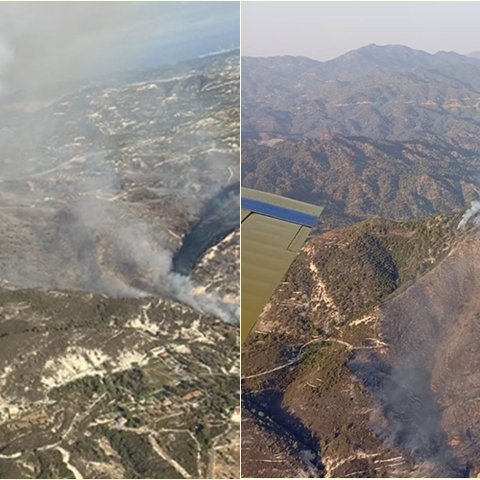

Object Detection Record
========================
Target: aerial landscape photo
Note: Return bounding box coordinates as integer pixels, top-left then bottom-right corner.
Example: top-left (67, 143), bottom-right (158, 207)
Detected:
top-left (241, 2), bottom-right (480, 477)
top-left (0, 2), bottom-right (240, 478)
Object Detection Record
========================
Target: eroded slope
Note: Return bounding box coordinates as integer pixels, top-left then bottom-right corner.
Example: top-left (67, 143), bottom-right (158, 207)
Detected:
top-left (242, 213), bottom-right (480, 477)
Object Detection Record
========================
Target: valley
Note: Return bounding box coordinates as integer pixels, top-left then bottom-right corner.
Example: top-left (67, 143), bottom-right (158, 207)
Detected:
top-left (243, 213), bottom-right (480, 477)
top-left (241, 43), bottom-right (480, 477)
top-left (0, 49), bottom-right (240, 478)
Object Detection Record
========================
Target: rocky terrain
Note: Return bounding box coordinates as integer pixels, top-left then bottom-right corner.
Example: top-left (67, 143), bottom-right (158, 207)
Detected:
top-left (242, 213), bottom-right (480, 477)
top-left (241, 45), bottom-right (480, 476)
top-left (0, 289), bottom-right (239, 479)
top-left (0, 49), bottom-right (240, 478)
top-left (242, 44), bottom-right (480, 144)
top-left (242, 135), bottom-right (479, 230)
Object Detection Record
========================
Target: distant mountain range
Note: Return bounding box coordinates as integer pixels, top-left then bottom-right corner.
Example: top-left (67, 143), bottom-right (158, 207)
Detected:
top-left (242, 44), bottom-right (480, 227)
top-left (242, 134), bottom-right (478, 229)
top-left (243, 44), bottom-right (480, 144)
top-left (242, 44), bottom-right (480, 478)
top-left (468, 51), bottom-right (480, 59)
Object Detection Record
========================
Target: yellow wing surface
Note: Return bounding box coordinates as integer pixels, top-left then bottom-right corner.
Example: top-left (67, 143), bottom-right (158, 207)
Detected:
top-left (241, 188), bottom-right (323, 342)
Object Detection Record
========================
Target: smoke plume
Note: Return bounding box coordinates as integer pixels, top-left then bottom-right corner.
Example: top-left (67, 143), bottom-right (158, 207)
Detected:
top-left (0, 3), bottom-right (239, 97)
top-left (0, 3), bottom-right (240, 325)
top-left (67, 152), bottom-right (239, 324)
top-left (458, 199), bottom-right (480, 229)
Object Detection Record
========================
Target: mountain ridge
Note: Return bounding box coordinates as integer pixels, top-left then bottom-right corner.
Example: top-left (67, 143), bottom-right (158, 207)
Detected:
top-left (242, 135), bottom-right (479, 230)
top-left (243, 44), bottom-right (480, 143)
top-left (242, 214), bottom-right (480, 477)
top-left (244, 43), bottom-right (480, 69)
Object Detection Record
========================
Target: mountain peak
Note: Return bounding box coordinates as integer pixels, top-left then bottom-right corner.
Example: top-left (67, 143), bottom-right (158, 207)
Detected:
top-left (325, 43), bottom-right (480, 72)
top-left (468, 50), bottom-right (480, 59)
top-left (332, 43), bottom-right (432, 68)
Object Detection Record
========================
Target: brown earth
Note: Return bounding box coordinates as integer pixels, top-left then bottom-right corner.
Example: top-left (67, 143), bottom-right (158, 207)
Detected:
top-left (242, 215), bottom-right (480, 477)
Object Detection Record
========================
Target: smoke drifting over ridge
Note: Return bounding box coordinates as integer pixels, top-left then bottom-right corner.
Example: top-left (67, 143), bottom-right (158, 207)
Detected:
top-left (0, 2), bottom-right (239, 96)
top-left (0, 3), bottom-right (240, 324)
top-left (458, 199), bottom-right (480, 229)
top-left (70, 154), bottom-right (239, 322)
top-left (71, 167), bottom-right (239, 323)
top-left (350, 353), bottom-right (467, 477)
top-left (348, 222), bottom-right (480, 476)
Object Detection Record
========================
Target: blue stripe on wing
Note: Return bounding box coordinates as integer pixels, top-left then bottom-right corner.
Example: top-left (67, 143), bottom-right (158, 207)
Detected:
top-left (241, 197), bottom-right (318, 227)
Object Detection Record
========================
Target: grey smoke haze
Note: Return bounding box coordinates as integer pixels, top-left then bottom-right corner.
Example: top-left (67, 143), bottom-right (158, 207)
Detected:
top-left (0, 3), bottom-right (240, 324)
top-left (73, 172), bottom-right (238, 323)
top-left (0, 2), bottom-right (239, 96)
top-left (0, 141), bottom-right (240, 323)
top-left (44, 116), bottom-right (239, 322)
top-left (350, 353), bottom-right (466, 476)
top-left (348, 239), bottom-right (480, 476)
top-left (168, 272), bottom-right (239, 323)
top-left (243, 2), bottom-right (480, 60)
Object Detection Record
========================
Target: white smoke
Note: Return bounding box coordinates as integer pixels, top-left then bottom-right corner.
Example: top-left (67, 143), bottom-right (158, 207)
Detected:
top-left (0, 36), bottom-right (14, 92)
top-left (168, 272), bottom-right (239, 323)
top-left (71, 168), bottom-right (238, 324)
top-left (0, 3), bottom-right (240, 325)
top-left (458, 199), bottom-right (480, 229)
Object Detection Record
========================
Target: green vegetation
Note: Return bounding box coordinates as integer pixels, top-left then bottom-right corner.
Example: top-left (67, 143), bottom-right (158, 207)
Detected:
top-left (296, 213), bottom-right (462, 325)
top-left (243, 135), bottom-right (478, 231)
top-left (0, 459), bottom-right (25, 479)
top-left (244, 211), bottom-right (467, 476)
top-left (71, 437), bottom-right (110, 463)
top-left (100, 429), bottom-right (181, 479)
top-left (302, 341), bottom-right (330, 366)
top-left (33, 450), bottom-right (73, 479)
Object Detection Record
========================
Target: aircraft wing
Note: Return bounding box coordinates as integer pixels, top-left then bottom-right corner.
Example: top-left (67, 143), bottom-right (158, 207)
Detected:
top-left (241, 187), bottom-right (323, 342)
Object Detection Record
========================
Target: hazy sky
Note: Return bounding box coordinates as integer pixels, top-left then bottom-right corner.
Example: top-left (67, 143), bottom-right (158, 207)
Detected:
top-left (0, 2), bottom-right (239, 95)
top-left (242, 2), bottom-right (480, 60)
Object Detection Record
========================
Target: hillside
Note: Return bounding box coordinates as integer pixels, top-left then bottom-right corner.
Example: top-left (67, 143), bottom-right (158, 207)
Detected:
top-left (242, 214), bottom-right (480, 477)
top-left (243, 44), bottom-right (480, 144)
top-left (0, 49), bottom-right (240, 478)
top-left (0, 288), bottom-right (239, 479)
top-left (242, 135), bottom-right (479, 229)
top-left (241, 42), bottom-right (480, 479)
top-left (0, 49), bottom-right (239, 304)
